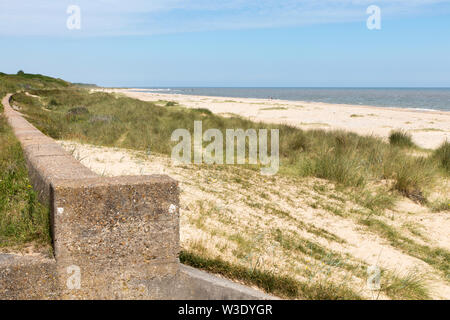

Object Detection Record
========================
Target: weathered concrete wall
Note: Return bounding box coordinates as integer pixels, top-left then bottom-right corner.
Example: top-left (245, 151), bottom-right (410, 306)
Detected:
top-left (0, 253), bottom-right (59, 300)
top-left (1, 93), bottom-right (276, 300)
top-left (52, 176), bottom-right (180, 299)
top-left (2, 94), bottom-right (98, 203)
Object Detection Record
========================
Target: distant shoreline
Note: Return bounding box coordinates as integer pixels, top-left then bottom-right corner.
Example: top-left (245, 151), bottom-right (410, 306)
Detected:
top-left (100, 87), bottom-right (450, 113)
top-left (103, 87), bottom-right (450, 115)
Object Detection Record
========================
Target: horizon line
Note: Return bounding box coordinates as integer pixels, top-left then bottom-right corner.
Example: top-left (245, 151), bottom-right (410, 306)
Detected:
top-left (113, 86), bottom-right (450, 89)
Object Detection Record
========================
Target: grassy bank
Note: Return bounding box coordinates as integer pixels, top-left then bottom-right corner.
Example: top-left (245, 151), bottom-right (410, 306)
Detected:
top-left (0, 72), bottom-right (68, 251)
top-left (0, 113), bottom-right (50, 250)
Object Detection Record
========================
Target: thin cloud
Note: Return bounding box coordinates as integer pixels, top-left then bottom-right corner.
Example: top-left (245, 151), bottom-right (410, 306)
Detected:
top-left (0, 0), bottom-right (449, 36)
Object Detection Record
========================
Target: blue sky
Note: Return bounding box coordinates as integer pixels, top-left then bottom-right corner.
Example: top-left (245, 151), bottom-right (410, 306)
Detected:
top-left (0, 1), bottom-right (449, 87)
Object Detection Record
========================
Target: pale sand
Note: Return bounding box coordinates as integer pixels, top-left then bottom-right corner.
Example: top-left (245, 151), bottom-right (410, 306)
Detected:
top-left (59, 140), bottom-right (450, 299)
top-left (96, 88), bottom-right (450, 149)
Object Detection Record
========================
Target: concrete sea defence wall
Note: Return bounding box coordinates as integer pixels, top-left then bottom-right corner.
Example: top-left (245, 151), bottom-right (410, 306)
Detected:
top-left (0, 94), bottom-right (275, 300)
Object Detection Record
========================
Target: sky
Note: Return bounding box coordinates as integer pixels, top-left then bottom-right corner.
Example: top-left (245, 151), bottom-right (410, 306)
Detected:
top-left (0, 0), bottom-right (449, 87)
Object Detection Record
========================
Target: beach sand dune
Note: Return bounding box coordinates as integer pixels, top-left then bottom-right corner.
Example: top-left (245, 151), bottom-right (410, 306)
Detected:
top-left (98, 88), bottom-right (449, 149)
top-left (59, 140), bottom-right (450, 300)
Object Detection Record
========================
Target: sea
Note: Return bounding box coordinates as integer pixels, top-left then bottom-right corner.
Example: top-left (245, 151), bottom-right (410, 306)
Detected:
top-left (135, 88), bottom-right (450, 112)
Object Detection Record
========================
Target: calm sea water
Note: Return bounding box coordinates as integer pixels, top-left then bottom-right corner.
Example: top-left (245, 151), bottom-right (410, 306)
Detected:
top-left (136, 88), bottom-right (450, 112)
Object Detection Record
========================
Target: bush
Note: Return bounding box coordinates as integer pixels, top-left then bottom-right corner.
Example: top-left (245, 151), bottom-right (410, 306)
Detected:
top-left (389, 130), bottom-right (415, 148)
top-left (193, 108), bottom-right (213, 115)
top-left (45, 99), bottom-right (60, 110)
top-left (67, 106), bottom-right (89, 115)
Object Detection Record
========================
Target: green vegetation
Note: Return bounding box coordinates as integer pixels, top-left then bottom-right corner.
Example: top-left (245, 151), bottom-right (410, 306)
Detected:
top-left (180, 250), bottom-right (362, 300)
top-left (359, 218), bottom-right (450, 279)
top-left (381, 271), bottom-right (430, 300)
top-left (392, 156), bottom-right (435, 203)
top-left (389, 130), bottom-right (416, 148)
top-left (0, 72), bottom-right (68, 249)
top-left (353, 189), bottom-right (396, 212)
top-left (165, 101), bottom-right (178, 107)
top-left (433, 141), bottom-right (450, 174)
top-left (0, 114), bottom-right (50, 249)
top-left (430, 198), bottom-right (450, 212)
top-left (0, 71), bottom-right (69, 96)
top-left (181, 248), bottom-right (430, 300)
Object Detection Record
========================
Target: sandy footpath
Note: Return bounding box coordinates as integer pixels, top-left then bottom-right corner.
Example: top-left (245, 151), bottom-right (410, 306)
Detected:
top-left (96, 88), bottom-right (450, 149)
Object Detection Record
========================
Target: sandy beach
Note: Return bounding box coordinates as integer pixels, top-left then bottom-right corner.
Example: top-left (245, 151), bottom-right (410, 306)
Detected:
top-left (97, 88), bottom-right (450, 149)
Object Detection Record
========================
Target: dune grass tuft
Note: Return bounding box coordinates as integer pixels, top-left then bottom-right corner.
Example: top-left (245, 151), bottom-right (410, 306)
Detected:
top-left (430, 198), bottom-right (450, 212)
top-left (433, 141), bottom-right (450, 174)
top-left (391, 156), bottom-right (435, 202)
top-left (381, 272), bottom-right (430, 300)
top-left (389, 130), bottom-right (416, 148)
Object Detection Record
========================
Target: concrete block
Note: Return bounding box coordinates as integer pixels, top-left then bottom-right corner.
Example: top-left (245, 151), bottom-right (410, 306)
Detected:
top-left (24, 154), bottom-right (98, 203)
top-left (51, 175), bottom-right (180, 299)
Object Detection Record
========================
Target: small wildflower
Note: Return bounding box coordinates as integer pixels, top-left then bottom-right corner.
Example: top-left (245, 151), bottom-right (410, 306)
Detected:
top-left (206, 177), bottom-right (218, 184)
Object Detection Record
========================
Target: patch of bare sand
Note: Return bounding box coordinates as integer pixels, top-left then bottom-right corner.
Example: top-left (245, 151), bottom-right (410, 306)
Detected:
top-left (58, 140), bottom-right (450, 299)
